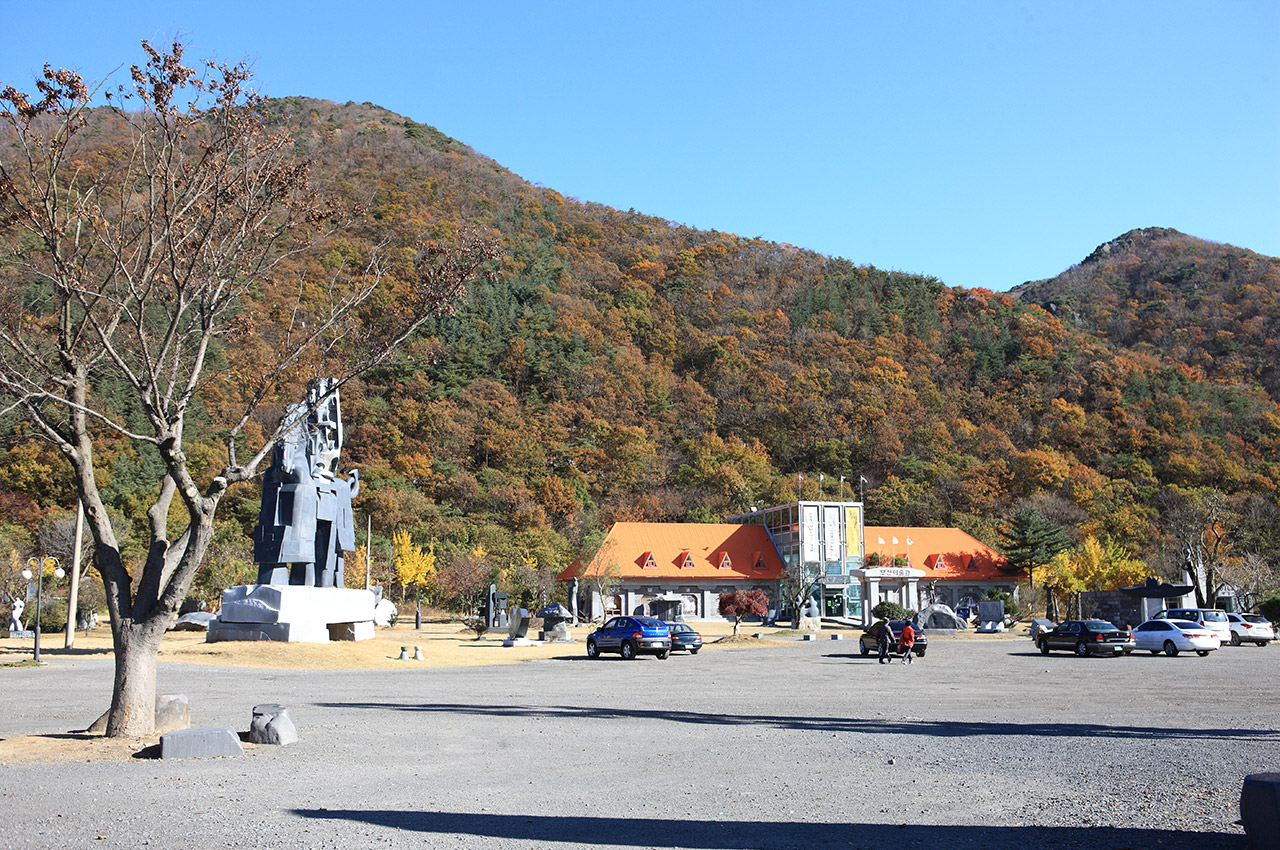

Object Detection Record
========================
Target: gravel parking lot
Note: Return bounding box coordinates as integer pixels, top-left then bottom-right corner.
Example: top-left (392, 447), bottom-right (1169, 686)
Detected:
top-left (2, 634), bottom-right (1273, 849)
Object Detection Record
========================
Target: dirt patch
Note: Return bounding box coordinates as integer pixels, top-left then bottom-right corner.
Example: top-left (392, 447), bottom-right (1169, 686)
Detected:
top-left (0, 731), bottom-right (160, 764)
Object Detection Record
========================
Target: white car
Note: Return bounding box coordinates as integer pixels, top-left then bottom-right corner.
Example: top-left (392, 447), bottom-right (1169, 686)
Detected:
top-left (1132, 619), bottom-right (1221, 657)
top-left (1226, 613), bottom-right (1274, 646)
top-left (1153, 608), bottom-right (1231, 644)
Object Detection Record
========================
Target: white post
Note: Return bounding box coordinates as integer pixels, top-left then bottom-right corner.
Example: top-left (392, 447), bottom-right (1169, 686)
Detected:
top-left (64, 500), bottom-right (84, 648)
top-left (365, 514), bottom-right (372, 590)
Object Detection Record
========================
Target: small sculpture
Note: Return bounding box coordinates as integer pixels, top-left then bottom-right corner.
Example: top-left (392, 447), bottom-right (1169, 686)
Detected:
top-left (8, 598), bottom-right (24, 633)
top-left (253, 378), bottom-right (360, 587)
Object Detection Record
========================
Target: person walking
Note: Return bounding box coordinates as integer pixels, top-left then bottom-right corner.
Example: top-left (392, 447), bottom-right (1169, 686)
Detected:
top-left (876, 619), bottom-right (895, 664)
top-left (899, 621), bottom-right (917, 664)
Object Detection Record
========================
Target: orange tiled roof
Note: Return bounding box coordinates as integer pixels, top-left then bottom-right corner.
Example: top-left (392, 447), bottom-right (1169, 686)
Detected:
top-left (558, 522), bottom-right (786, 581)
top-left (865, 526), bottom-right (1022, 581)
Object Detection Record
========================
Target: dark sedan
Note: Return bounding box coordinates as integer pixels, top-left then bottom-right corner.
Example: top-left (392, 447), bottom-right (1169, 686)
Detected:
top-left (1037, 620), bottom-right (1134, 656)
top-left (858, 621), bottom-right (928, 658)
top-left (664, 622), bottom-right (703, 654)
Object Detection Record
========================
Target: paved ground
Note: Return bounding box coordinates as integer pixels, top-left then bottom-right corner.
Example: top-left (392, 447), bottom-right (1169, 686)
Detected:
top-left (2, 634), bottom-right (1274, 849)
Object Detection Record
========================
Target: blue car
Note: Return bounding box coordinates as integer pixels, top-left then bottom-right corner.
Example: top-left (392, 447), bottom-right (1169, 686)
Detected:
top-left (587, 616), bottom-right (672, 660)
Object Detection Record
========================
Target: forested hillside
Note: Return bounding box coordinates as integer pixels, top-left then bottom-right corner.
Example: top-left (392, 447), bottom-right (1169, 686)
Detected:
top-left (3, 98), bottom-right (1277, 607)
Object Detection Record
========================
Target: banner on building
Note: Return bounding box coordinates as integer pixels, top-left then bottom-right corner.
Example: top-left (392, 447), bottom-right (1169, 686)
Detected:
top-left (802, 505), bottom-right (819, 563)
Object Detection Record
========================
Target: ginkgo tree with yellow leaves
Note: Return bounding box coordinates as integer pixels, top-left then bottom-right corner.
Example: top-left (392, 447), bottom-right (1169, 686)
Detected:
top-left (1041, 536), bottom-right (1148, 620)
top-left (393, 530), bottom-right (436, 629)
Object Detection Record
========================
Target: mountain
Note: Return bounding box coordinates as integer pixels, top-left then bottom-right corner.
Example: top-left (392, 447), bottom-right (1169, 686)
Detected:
top-left (1010, 227), bottom-right (1280, 399)
top-left (3, 98), bottom-right (1278, 586)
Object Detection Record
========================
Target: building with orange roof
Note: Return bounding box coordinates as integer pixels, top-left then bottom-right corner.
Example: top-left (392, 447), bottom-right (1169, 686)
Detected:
top-left (558, 504), bottom-right (1024, 625)
top-left (557, 522), bottom-right (786, 621)
top-left (862, 526), bottom-right (1025, 617)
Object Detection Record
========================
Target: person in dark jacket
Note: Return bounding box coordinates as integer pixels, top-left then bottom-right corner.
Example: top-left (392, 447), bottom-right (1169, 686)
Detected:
top-left (876, 619), bottom-right (895, 664)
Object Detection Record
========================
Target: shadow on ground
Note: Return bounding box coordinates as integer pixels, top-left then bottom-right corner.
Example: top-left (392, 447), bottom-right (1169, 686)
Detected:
top-left (291, 809), bottom-right (1244, 850)
top-left (315, 700), bottom-right (1278, 743)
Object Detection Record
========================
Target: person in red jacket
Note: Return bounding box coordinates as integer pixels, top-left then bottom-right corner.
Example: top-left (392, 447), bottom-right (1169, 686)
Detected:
top-left (899, 621), bottom-right (916, 664)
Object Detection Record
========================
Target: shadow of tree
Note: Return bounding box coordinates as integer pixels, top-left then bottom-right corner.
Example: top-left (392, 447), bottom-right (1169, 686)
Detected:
top-left (291, 809), bottom-right (1243, 849)
top-left (313, 700), bottom-right (1278, 742)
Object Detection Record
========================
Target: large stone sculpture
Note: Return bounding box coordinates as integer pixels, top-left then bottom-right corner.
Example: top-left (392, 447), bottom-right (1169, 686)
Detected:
top-left (207, 379), bottom-right (375, 643)
top-left (254, 378), bottom-right (359, 587)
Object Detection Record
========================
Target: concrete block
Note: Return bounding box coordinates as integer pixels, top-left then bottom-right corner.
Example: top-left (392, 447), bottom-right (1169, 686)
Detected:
top-left (160, 726), bottom-right (244, 759)
top-left (830, 634), bottom-right (843, 640)
top-left (1241, 772), bottom-right (1280, 849)
top-left (206, 620), bottom-right (331, 643)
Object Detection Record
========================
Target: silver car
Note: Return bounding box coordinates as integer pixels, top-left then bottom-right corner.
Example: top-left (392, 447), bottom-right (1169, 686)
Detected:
top-left (1133, 619), bottom-right (1220, 657)
top-left (1226, 613), bottom-right (1274, 646)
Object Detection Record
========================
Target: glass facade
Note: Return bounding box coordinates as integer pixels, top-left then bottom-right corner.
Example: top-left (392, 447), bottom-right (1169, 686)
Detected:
top-left (727, 501), bottom-right (865, 620)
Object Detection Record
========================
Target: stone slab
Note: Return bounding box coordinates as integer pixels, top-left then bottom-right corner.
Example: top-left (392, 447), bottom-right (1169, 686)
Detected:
top-left (160, 726), bottom-right (244, 759)
top-left (206, 620), bottom-right (332, 643)
top-left (218, 585), bottom-right (375, 625)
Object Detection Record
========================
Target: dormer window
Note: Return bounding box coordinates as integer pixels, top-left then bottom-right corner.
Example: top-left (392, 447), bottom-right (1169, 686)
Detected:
top-left (641, 552), bottom-right (658, 570)
top-left (717, 551), bottom-right (733, 570)
top-left (753, 552), bottom-right (768, 572)
top-left (678, 550), bottom-right (696, 570)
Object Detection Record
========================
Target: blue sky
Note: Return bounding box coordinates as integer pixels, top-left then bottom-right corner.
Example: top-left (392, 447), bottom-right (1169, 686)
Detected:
top-left (2, 1), bottom-right (1276, 290)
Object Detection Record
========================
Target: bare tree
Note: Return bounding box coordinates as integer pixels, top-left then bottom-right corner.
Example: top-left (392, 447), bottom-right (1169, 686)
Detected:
top-left (0, 43), bottom-right (499, 736)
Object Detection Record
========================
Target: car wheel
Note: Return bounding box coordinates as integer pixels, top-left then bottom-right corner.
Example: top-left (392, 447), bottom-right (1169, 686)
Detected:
top-left (1196, 650), bottom-right (1210, 657)
top-left (1039, 639), bottom-right (1050, 655)
top-left (690, 648), bottom-right (699, 655)
top-left (656, 650), bottom-right (670, 660)
top-left (1163, 640), bottom-right (1179, 657)
top-left (586, 639), bottom-right (599, 658)
top-left (1230, 633), bottom-right (1241, 646)
top-left (860, 643), bottom-right (870, 656)
top-left (1259, 641), bottom-right (1270, 647)
top-left (915, 647), bottom-right (926, 658)
top-left (620, 641), bottom-right (636, 660)
top-left (1075, 641), bottom-right (1089, 657)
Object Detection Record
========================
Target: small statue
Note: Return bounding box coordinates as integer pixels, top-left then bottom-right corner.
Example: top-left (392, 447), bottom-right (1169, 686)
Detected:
top-left (8, 598), bottom-right (24, 633)
top-left (253, 378), bottom-right (360, 588)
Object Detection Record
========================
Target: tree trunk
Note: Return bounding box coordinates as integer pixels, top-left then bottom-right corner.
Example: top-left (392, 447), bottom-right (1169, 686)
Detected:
top-left (105, 621), bottom-right (166, 736)
top-left (733, 617), bottom-right (741, 636)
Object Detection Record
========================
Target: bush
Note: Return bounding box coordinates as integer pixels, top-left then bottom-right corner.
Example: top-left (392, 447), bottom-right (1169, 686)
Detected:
top-left (871, 600), bottom-right (912, 621)
top-left (1258, 595), bottom-right (1280, 624)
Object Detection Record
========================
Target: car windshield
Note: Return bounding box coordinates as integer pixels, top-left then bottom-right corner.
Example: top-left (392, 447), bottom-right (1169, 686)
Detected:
top-left (1170, 620), bottom-right (1202, 630)
top-left (669, 624), bottom-right (691, 634)
top-left (1202, 611), bottom-right (1227, 622)
top-left (1084, 620), bottom-right (1117, 630)
top-left (633, 617), bottom-right (665, 628)
top-left (1245, 615), bottom-right (1269, 624)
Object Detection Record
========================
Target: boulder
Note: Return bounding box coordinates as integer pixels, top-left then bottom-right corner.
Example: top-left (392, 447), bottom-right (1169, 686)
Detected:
top-left (248, 703), bottom-right (298, 746)
top-left (916, 604), bottom-right (967, 631)
top-left (154, 694), bottom-right (191, 734)
top-left (170, 612), bottom-right (215, 631)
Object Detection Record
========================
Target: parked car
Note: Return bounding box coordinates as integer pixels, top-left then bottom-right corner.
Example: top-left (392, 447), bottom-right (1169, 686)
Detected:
top-left (586, 616), bottom-right (671, 660)
top-left (1226, 613), bottom-right (1274, 646)
top-left (858, 621), bottom-right (928, 658)
top-left (1153, 608), bottom-right (1231, 643)
top-left (1132, 619), bottom-right (1220, 656)
top-left (664, 622), bottom-right (703, 654)
top-left (1036, 620), bottom-right (1134, 656)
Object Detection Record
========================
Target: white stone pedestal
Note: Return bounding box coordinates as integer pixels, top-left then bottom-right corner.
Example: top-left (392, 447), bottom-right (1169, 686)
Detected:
top-left (207, 585), bottom-right (376, 643)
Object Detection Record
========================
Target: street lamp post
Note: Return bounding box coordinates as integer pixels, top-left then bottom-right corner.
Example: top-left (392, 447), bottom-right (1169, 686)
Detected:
top-left (21, 556), bottom-right (65, 663)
